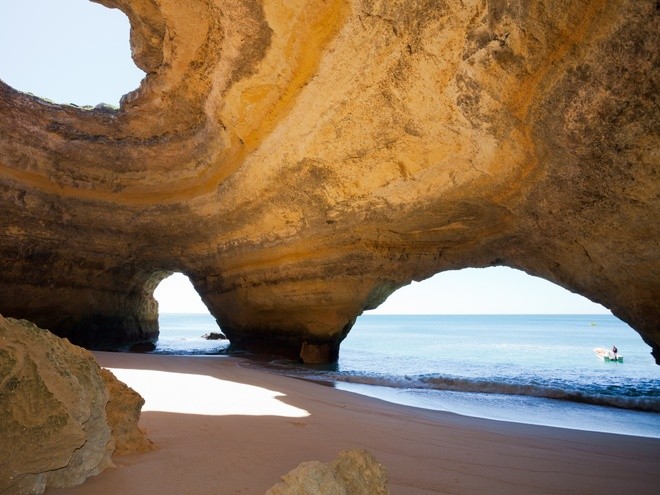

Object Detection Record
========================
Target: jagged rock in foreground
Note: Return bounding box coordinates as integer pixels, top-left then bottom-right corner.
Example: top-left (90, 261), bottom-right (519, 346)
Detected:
top-left (266, 449), bottom-right (389, 495)
top-left (0, 0), bottom-right (658, 363)
top-left (0, 316), bottom-right (150, 494)
top-left (100, 368), bottom-right (154, 455)
top-left (0, 316), bottom-right (114, 494)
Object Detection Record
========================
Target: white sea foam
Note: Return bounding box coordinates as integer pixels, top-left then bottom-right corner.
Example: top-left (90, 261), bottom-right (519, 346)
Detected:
top-left (310, 371), bottom-right (660, 412)
top-left (333, 382), bottom-right (660, 438)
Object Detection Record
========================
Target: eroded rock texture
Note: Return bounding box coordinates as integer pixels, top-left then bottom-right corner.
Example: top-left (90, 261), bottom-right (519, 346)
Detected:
top-left (100, 368), bottom-right (154, 455)
top-left (0, 0), bottom-right (658, 362)
top-left (0, 316), bottom-right (151, 494)
top-left (266, 449), bottom-right (389, 495)
top-left (0, 315), bottom-right (114, 494)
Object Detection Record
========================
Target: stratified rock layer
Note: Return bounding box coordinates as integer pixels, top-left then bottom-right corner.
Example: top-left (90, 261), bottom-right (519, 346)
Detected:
top-left (0, 316), bottom-right (114, 494)
top-left (0, 0), bottom-right (658, 362)
top-left (266, 449), bottom-right (389, 495)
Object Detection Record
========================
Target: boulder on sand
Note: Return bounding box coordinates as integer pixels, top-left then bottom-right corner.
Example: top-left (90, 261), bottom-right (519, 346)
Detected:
top-left (0, 315), bottom-right (151, 494)
top-left (266, 448), bottom-right (389, 495)
top-left (0, 315), bottom-right (114, 494)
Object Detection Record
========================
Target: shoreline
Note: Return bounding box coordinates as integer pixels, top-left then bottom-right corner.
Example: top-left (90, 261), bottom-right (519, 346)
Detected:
top-left (188, 350), bottom-right (660, 438)
top-left (51, 352), bottom-right (660, 495)
top-left (332, 381), bottom-right (660, 439)
top-left (246, 362), bottom-right (660, 438)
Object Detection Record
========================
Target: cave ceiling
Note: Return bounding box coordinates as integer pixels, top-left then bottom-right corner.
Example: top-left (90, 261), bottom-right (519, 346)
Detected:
top-left (0, 0), bottom-right (658, 363)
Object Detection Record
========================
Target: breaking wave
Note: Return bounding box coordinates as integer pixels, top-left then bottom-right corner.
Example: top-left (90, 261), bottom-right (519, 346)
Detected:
top-left (271, 366), bottom-right (660, 412)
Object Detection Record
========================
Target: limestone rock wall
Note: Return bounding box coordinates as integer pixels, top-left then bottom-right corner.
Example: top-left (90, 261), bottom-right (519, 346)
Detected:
top-left (0, 0), bottom-right (658, 362)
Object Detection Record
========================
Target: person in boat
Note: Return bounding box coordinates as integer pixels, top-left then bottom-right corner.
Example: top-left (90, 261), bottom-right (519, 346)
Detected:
top-left (612, 345), bottom-right (618, 360)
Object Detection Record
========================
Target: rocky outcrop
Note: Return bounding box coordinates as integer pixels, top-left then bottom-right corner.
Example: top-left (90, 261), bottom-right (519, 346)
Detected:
top-left (0, 316), bottom-right (151, 494)
top-left (100, 368), bottom-right (153, 455)
top-left (0, 316), bottom-right (114, 494)
top-left (266, 449), bottom-right (389, 495)
top-left (0, 0), bottom-right (658, 362)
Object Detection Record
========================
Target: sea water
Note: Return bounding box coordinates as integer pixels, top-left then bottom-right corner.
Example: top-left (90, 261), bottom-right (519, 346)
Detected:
top-left (154, 313), bottom-right (660, 438)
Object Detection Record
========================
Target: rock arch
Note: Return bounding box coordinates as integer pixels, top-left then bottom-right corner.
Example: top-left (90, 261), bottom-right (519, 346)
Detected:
top-left (0, 0), bottom-right (658, 363)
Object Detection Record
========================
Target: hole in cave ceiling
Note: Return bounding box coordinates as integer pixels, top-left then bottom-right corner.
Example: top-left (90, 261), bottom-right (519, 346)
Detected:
top-left (0, 0), bottom-right (144, 107)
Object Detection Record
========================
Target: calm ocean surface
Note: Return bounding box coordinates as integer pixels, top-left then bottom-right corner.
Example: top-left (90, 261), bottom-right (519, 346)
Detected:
top-left (154, 313), bottom-right (660, 438)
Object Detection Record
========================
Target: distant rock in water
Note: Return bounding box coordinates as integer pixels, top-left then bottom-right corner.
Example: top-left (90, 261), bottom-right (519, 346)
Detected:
top-left (266, 449), bottom-right (389, 495)
top-left (202, 332), bottom-right (227, 340)
top-left (128, 341), bottom-right (157, 353)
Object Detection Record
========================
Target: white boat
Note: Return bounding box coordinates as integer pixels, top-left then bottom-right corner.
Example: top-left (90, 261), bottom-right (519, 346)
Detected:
top-left (593, 347), bottom-right (623, 362)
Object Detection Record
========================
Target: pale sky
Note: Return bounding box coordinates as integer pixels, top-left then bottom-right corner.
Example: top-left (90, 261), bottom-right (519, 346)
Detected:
top-left (154, 269), bottom-right (609, 314)
top-left (1, 1), bottom-right (610, 315)
top-left (0, 0), bottom-right (144, 106)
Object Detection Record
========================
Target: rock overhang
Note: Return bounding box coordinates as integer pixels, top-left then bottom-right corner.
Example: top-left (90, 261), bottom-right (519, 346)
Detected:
top-left (0, 0), bottom-right (657, 363)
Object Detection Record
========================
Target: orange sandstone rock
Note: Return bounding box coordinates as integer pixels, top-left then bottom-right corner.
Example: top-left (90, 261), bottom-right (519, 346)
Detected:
top-left (0, 316), bottom-right (152, 494)
top-left (100, 368), bottom-right (154, 456)
top-left (266, 449), bottom-right (389, 495)
top-left (0, 0), bottom-right (657, 362)
top-left (0, 316), bottom-right (114, 494)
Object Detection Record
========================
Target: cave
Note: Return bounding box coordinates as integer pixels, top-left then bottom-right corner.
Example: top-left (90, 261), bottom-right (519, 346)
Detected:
top-left (0, 0), bottom-right (657, 364)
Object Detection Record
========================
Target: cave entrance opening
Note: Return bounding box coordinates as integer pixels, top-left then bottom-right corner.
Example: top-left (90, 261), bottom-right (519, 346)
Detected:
top-left (335, 267), bottom-right (660, 437)
top-left (366, 266), bottom-right (610, 315)
top-left (0, 0), bottom-right (144, 107)
top-left (152, 272), bottom-right (228, 355)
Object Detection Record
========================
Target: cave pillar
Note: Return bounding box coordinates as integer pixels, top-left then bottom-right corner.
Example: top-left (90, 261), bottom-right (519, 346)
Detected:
top-left (198, 274), bottom-right (398, 364)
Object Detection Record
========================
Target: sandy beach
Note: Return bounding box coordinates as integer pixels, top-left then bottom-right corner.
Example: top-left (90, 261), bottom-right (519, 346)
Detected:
top-left (49, 352), bottom-right (660, 495)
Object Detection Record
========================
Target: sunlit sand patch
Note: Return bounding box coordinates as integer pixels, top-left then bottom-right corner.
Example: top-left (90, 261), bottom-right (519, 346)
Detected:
top-left (108, 368), bottom-right (310, 418)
